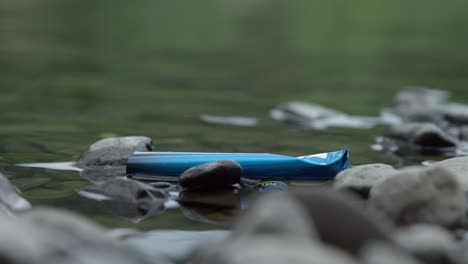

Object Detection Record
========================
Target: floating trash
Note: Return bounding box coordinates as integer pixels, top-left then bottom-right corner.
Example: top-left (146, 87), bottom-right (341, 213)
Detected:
top-left (127, 150), bottom-right (351, 180)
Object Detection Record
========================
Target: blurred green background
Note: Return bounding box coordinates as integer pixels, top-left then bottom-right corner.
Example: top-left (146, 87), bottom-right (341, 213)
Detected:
top-left (1, 0), bottom-right (468, 229)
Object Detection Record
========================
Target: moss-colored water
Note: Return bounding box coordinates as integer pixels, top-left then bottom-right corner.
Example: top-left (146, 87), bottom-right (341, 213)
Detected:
top-left (1, 0), bottom-right (468, 230)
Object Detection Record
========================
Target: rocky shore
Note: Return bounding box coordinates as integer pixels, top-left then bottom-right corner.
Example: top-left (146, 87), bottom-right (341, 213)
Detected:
top-left (4, 87), bottom-right (468, 263)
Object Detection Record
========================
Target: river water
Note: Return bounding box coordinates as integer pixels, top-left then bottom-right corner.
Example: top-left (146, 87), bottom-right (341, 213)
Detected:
top-left (1, 0), bottom-right (468, 230)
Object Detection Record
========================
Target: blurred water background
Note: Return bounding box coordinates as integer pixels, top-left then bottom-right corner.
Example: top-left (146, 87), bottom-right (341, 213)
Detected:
top-left (1, 0), bottom-right (468, 230)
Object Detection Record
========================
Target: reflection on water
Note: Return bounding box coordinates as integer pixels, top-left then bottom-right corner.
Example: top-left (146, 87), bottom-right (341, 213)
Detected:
top-left (1, 0), bottom-right (468, 229)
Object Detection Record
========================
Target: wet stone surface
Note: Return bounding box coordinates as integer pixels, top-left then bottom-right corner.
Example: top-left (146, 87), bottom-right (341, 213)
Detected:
top-left (179, 160), bottom-right (242, 190)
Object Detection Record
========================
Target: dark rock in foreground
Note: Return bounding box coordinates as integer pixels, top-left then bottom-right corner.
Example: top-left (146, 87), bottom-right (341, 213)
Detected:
top-left (78, 136), bottom-right (152, 167)
top-left (293, 189), bottom-right (391, 256)
top-left (369, 166), bottom-right (465, 228)
top-left (179, 160), bottom-right (242, 190)
top-left (333, 164), bottom-right (396, 197)
top-left (0, 207), bottom-right (170, 264)
top-left (0, 172), bottom-right (31, 211)
top-left (191, 191), bottom-right (359, 264)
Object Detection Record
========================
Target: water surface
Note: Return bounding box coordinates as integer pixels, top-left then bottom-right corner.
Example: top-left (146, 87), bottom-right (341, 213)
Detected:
top-left (1, 0), bottom-right (468, 230)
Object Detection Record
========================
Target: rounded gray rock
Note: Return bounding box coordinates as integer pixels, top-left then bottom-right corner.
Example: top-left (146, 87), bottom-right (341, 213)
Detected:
top-left (369, 166), bottom-right (465, 228)
top-left (333, 164), bottom-right (397, 197)
top-left (78, 136), bottom-right (152, 167)
top-left (179, 160), bottom-right (242, 190)
top-left (434, 157), bottom-right (468, 191)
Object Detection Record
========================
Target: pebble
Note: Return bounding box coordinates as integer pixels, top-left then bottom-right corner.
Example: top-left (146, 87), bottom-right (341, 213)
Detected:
top-left (179, 160), bottom-right (242, 190)
top-left (78, 136), bottom-right (152, 167)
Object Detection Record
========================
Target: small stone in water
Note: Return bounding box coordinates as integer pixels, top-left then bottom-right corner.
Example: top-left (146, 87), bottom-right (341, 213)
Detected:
top-left (78, 136), bottom-right (152, 167)
top-left (179, 160), bottom-right (242, 190)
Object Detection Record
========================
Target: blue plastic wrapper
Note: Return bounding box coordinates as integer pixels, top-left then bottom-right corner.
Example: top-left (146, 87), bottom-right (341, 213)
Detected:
top-left (126, 150), bottom-right (351, 180)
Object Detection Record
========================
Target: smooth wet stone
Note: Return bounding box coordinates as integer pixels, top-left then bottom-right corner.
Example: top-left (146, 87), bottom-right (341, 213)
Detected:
top-left (369, 166), bottom-right (465, 228)
top-left (125, 230), bottom-right (230, 261)
top-left (78, 136), bottom-right (152, 167)
top-left (179, 160), bottom-right (241, 190)
top-left (191, 192), bottom-right (359, 264)
top-left (394, 224), bottom-right (456, 264)
top-left (389, 123), bottom-right (458, 148)
top-left (434, 157), bottom-right (468, 191)
top-left (79, 178), bottom-right (167, 222)
top-left (333, 164), bottom-right (397, 197)
top-left (270, 101), bottom-right (381, 130)
top-left (361, 242), bottom-right (424, 264)
top-left (0, 207), bottom-right (168, 264)
top-left (0, 172), bottom-right (31, 211)
top-left (292, 189), bottom-right (391, 256)
top-left (178, 188), bottom-right (241, 209)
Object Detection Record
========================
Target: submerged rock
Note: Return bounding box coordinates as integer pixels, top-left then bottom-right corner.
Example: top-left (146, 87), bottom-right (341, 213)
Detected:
top-left (0, 207), bottom-right (168, 264)
top-left (333, 164), bottom-right (396, 197)
top-left (369, 166), bottom-right (465, 228)
top-left (394, 224), bottom-right (456, 264)
top-left (80, 166), bottom-right (127, 183)
top-left (79, 178), bottom-right (167, 222)
top-left (179, 160), bottom-right (242, 190)
top-left (78, 136), bottom-right (152, 167)
top-left (0, 172), bottom-right (31, 211)
top-left (270, 101), bottom-right (382, 130)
